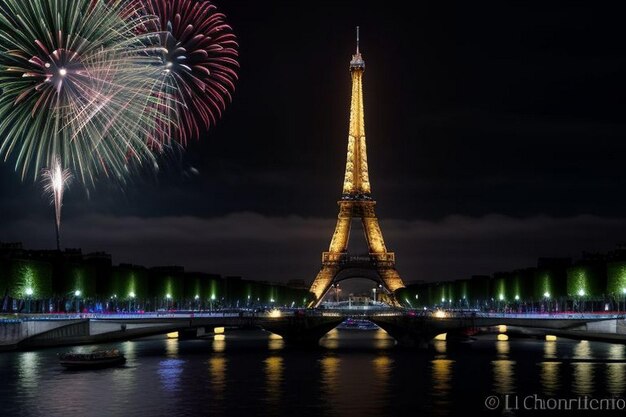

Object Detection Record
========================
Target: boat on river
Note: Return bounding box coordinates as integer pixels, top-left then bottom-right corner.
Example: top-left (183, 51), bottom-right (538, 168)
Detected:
top-left (59, 349), bottom-right (126, 370)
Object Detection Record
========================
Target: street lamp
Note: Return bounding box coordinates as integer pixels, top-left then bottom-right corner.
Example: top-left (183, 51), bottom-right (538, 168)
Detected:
top-left (194, 294), bottom-right (200, 311)
top-left (165, 293), bottom-right (172, 310)
top-left (74, 290), bottom-right (81, 313)
top-left (578, 289), bottom-right (585, 312)
top-left (25, 287), bottom-right (33, 313)
top-left (372, 288), bottom-right (377, 304)
top-left (210, 294), bottom-right (216, 312)
top-left (129, 291), bottom-right (135, 312)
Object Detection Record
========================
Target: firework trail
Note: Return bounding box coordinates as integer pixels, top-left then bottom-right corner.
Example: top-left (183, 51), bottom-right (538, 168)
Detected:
top-left (0, 0), bottom-right (173, 185)
top-left (138, 0), bottom-right (239, 144)
top-left (41, 156), bottom-right (71, 250)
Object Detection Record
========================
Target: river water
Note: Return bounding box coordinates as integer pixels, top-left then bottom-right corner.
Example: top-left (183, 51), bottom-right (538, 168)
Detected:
top-left (0, 328), bottom-right (625, 417)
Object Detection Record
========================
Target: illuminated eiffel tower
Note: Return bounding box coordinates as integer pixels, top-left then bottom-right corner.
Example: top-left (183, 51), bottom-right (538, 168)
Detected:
top-left (309, 28), bottom-right (405, 307)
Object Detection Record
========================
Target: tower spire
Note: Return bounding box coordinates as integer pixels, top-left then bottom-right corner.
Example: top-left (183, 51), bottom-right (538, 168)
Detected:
top-left (344, 26), bottom-right (369, 198)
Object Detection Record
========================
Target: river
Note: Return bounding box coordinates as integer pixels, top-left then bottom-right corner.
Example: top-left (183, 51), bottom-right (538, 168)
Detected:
top-left (0, 327), bottom-right (624, 416)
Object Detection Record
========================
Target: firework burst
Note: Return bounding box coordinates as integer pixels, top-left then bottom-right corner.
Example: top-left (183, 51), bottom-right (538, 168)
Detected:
top-left (138, 0), bottom-right (239, 143)
top-left (0, 0), bottom-right (172, 184)
top-left (41, 156), bottom-right (71, 250)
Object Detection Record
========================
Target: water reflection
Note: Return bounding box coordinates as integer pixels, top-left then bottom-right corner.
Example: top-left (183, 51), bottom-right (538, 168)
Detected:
top-left (213, 335), bottom-right (226, 353)
top-left (433, 340), bottom-right (447, 355)
top-left (268, 333), bottom-right (284, 350)
top-left (572, 362), bottom-right (594, 395)
top-left (18, 352), bottom-right (40, 392)
top-left (373, 328), bottom-right (394, 349)
top-left (573, 340), bottom-right (591, 359)
top-left (158, 358), bottom-right (184, 392)
top-left (608, 344), bottom-right (625, 361)
top-left (606, 345), bottom-right (625, 394)
top-left (431, 356), bottom-right (453, 417)
top-left (265, 356), bottom-right (283, 408)
top-left (209, 357), bottom-right (227, 400)
top-left (320, 356), bottom-right (340, 415)
top-left (492, 341), bottom-right (515, 394)
top-left (323, 328), bottom-right (340, 350)
top-left (540, 362), bottom-right (560, 396)
top-left (544, 340), bottom-right (557, 359)
top-left (165, 338), bottom-right (178, 357)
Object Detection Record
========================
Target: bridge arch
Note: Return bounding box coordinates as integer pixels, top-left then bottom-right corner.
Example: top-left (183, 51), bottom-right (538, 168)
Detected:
top-left (316, 267), bottom-right (394, 307)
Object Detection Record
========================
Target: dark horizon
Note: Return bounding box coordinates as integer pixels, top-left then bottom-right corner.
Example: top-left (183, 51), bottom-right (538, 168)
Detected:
top-left (1, 0), bottom-right (626, 286)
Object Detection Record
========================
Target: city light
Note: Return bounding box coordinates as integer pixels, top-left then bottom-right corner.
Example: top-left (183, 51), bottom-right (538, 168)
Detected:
top-left (25, 287), bottom-right (34, 296)
top-left (129, 291), bottom-right (135, 298)
top-left (544, 292), bottom-right (550, 298)
top-left (58, 68), bottom-right (67, 76)
top-left (214, 327), bottom-right (225, 334)
top-left (74, 290), bottom-right (81, 297)
top-left (211, 294), bottom-right (216, 301)
top-left (578, 289), bottom-right (586, 297)
top-left (166, 293), bottom-right (172, 299)
top-left (498, 294), bottom-right (504, 301)
top-left (497, 334), bottom-right (509, 341)
top-left (514, 295), bottom-right (519, 301)
top-left (269, 309), bottom-right (281, 318)
top-left (433, 310), bottom-right (446, 319)
top-left (195, 295), bottom-right (200, 300)
top-left (546, 335), bottom-right (557, 341)
top-left (622, 288), bottom-right (626, 294)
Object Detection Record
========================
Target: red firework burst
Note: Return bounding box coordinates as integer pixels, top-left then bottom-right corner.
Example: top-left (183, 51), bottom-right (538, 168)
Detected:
top-left (140, 0), bottom-right (239, 143)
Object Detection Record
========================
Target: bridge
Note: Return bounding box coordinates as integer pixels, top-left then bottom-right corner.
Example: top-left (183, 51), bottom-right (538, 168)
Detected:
top-left (2, 309), bottom-right (626, 351)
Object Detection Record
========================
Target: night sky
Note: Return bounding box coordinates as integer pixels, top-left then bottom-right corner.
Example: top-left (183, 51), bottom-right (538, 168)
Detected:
top-left (1, 1), bottom-right (626, 288)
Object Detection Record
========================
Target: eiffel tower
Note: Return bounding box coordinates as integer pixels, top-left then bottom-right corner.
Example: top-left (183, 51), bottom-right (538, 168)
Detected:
top-left (309, 28), bottom-right (405, 307)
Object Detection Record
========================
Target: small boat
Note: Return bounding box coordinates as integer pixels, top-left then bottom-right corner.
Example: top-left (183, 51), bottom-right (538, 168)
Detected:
top-left (59, 349), bottom-right (126, 370)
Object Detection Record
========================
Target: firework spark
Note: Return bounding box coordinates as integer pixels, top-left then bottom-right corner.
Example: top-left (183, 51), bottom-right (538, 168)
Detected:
top-left (0, 0), bottom-right (172, 185)
top-left (138, 0), bottom-right (239, 143)
top-left (41, 157), bottom-right (71, 250)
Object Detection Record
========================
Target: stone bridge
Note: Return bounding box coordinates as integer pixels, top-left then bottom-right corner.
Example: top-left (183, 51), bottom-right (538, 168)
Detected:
top-left (1, 311), bottom-right (624, 350)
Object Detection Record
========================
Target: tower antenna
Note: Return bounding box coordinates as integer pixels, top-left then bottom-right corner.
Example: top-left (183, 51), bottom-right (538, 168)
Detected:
top-left (356, 26), bottom-right (360, 53)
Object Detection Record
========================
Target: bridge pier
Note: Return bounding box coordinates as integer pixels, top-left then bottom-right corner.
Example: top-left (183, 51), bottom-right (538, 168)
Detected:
top-left (260, 316), bottom-right (344, 346)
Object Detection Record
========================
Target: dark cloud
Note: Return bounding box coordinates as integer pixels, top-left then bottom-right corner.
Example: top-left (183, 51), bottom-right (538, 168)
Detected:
top-left (3, 213), bottom-right (626, 285)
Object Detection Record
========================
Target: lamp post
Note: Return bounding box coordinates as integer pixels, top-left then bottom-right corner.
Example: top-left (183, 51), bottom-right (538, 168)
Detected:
top-left (372, 288), bottom-right (377, 304)
top-left (194, 294), bottom-right (200, 311)
top-left (74, 290), bottom-right (81, 313)
top-left (165, 293), bottom-right (172, 311)
top-left (210, 294), bottom-right (216, 312)
top-left (578, 289), bottom-right (585, 313)
top-left (129, 291), bottom-right (135, 312)
top-left (25, 287), bottom-right (34, 313)
top-left (543, 292), bottom-right (550, 313)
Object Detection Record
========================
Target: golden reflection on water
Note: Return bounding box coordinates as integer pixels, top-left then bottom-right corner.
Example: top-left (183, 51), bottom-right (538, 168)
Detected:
top-left (323, 328), bottom-right (340, 350)
top-left (544, 340), bottom-right (557, 359)
top-left (431, 357), bottom-right (453, 417)
top-left (606, 344), bottom-right (625, 394)
top-left (268, 333), bottom-right (284, 350)
top-left (573, 340), bottom-right (591, 359)
top-left (492, 341), bottom-right (515, 394)
top-left (372, 355), bottom-right (392, 381)
top-left (209, 357), bottom-right (227, 400)
top-left (496, 340), bottom-right (510, 356)
top-left (540, 362), bottom-right (560, 396)
top-left (433, 340), bottom-right (447, 355)
top-left (165, 338), bottom-right (178, 357)
top-left (373, 328), bottom-right (394, 349)
top-left (265, 356), bottom-right (284, 406)
top-left (608, 344), bottom-right (625, 360)
top-left (572, 362), bottom-right (594, 396)
top-left (212, 336), bottom-right (226, 353)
